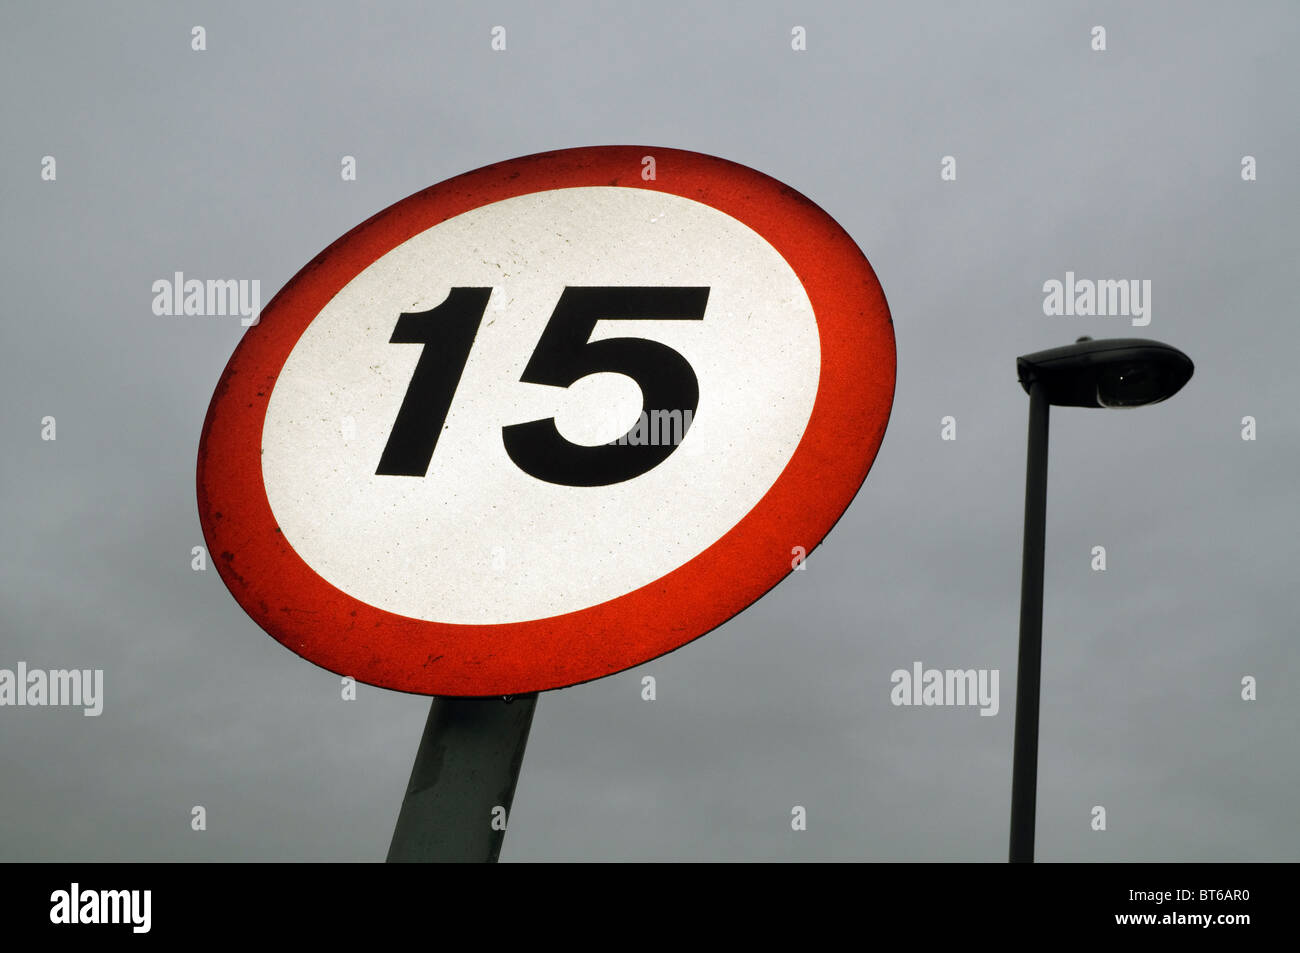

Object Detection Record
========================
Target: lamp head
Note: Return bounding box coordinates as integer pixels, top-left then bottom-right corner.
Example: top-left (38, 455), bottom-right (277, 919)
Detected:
top-left (1017, 337), bottom-right (1194, 409)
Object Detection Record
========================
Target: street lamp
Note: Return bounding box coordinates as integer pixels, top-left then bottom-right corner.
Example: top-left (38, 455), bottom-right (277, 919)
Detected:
top-left (1009, 336), bottom-right (1194, 863)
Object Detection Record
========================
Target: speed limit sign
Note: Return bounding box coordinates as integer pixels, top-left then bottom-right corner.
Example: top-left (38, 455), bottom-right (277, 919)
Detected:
top-left (197, 145), bottom-right (895, 696)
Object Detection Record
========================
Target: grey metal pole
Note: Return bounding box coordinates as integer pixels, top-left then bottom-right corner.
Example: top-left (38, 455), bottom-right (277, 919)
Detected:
top-left (1010, 381), bottom-right (1049, 863)
top-left (387, 693), bottom-right (538, 863)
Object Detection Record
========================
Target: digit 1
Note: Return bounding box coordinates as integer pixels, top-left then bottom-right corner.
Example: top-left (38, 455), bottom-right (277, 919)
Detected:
top-left (375, 287), bottom-right (491, 477)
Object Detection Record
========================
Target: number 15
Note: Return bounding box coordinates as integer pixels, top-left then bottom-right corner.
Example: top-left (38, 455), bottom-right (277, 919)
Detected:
top-left (375, 286), bottom-right (709, 487)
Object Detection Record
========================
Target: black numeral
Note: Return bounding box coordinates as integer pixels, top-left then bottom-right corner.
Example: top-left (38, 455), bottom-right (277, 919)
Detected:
top-left (502, 286), bottom-right (708, 486)
top-left (374, 288), bottom-right (490, 476)
top-left (377, 286), bottom-right (708, 485)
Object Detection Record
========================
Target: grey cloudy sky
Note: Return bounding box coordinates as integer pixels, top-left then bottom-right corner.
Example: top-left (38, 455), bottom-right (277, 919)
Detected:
top-left (2, 1), bottom-right (1297, 861)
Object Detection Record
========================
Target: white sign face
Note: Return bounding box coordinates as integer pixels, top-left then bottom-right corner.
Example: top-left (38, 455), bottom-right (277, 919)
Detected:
top-left (198, 145), bottom-right (895, 696)
top-left (261, 187), bottom-right (820, 624)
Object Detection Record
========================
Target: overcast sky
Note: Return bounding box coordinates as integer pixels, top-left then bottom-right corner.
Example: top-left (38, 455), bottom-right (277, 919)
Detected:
top-left (2, 1), bottom-right (1297, 861)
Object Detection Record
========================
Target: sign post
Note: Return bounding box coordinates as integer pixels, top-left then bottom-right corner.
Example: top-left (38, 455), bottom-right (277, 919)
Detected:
top-left (197, 145), bottom-right (895, 861)
top-left (387, 695), bottom-right (537, 863)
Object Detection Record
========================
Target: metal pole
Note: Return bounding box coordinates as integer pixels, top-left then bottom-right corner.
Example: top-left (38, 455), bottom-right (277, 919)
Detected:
top-left (387, 693), bottom-right (538, 863)
top-left (1010, 381), bottom-right (1049, 863)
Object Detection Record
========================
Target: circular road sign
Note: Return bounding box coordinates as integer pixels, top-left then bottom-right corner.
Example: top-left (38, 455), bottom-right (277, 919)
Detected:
top-left (197, 145), bottom-right (895, 696)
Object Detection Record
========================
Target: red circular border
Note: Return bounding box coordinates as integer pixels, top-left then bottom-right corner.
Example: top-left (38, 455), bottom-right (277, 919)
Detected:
top-left (197, 146), bottom-right (895, 696)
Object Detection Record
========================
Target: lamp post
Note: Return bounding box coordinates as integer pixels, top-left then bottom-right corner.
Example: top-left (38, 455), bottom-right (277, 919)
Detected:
top-left (1009, 337), bottom-right (1194, 863)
